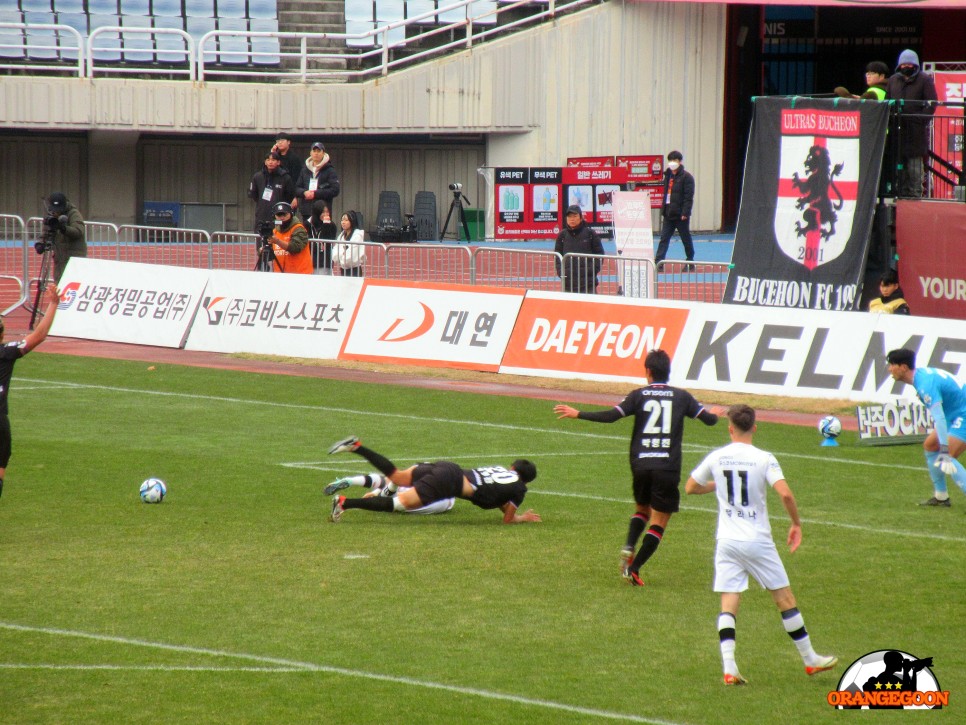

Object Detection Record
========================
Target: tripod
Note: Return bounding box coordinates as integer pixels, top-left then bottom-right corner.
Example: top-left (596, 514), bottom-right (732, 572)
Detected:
top-left (254, 234), bottom-right (280, 273)
top-left (28, 242), bottom-right (54, 331)
top-left (441, 190), bottom-right (472, 242)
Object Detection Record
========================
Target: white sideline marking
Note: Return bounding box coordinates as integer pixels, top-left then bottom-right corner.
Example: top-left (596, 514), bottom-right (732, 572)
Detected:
top-left (20, 377), bottom-right (924, 471)
top-left (532, 490), bottom-right (966, 543)
top-left (0, 623), bottom-right (688, 725)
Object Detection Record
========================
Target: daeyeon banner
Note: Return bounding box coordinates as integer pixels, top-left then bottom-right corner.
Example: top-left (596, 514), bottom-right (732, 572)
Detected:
top-left (725, 97), bottom-right (889, 311)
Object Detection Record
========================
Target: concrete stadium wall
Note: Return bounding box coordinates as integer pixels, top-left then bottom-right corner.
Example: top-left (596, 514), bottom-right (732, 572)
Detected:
top-left (0, 2), bottom-right (726, 232)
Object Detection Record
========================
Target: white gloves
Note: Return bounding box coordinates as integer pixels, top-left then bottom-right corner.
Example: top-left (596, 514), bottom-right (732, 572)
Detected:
top-left (935, 446), bottom-right (957, 475)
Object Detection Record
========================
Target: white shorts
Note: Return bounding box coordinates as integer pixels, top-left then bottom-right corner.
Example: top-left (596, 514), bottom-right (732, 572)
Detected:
top-left (713, 538), bottom-right (790, 593)
top-left (408, 497), bottom-right (455, 515)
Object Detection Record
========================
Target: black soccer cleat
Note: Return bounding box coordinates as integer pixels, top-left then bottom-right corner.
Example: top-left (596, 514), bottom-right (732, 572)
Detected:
top-left (328, 436), bottom-right (360, 455)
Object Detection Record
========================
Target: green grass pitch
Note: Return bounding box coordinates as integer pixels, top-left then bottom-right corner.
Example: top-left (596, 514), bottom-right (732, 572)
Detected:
top-left (0, 353), bottom-right (962, 724)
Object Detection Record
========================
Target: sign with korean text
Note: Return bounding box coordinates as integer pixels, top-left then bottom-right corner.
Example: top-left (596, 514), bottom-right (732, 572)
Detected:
top-left (611, 190), bottom-right (656, 298)
top-left (494, 167), bottom-right (563, 240)
top-left (340, 280), bottom-right (525, 371)
top-left (50, 258), bottom-right (208, 347)
top-left (184, 269), bottom-right (363, 358)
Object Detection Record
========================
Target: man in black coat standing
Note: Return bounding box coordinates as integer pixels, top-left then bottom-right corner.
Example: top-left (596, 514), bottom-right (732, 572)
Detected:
top-left (554, 204), bottom-right (605, 294)
top-left (655, 150), bottom-right (695, 270)
top-left (886, 49), bottom-right (938, 198)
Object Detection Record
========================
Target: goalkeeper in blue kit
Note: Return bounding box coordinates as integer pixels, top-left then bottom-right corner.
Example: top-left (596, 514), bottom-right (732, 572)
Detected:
top-left (887, 348), bottom-right (966, 506)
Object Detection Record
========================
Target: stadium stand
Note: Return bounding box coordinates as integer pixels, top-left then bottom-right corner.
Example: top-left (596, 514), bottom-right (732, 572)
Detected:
top-left (88, 0), bottom-right (119, 14)
top-left (53, 0), bottom-right (84, 12)
top-left (120, 0), bottom-right (150, 15)
top-left (152, 0), bottom-right (183, 17)
top-left (406, 1), bottom-right (437, 25)
top-left (249, 17), bottom-right (280, 65)
top-left (185, 0), bottom-right (215, 18)
top-left (121, 15), bottom-right (155, 64)
top-left (88, 14), bottom-right (122, 63)
top-left (21, 0), bottom-right (53, 11)
top-left (217, 0), bottom-right (247, 20)
top-left (248, 0), bottom-right (278, 21)
top-left (217, 16), bottom-right (249, 65)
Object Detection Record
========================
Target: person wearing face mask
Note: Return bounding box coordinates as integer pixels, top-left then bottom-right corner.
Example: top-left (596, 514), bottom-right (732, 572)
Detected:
top-left (655, 150), bottom-right (696, 271)
top-left (886, 49), bottom-right (938, 198)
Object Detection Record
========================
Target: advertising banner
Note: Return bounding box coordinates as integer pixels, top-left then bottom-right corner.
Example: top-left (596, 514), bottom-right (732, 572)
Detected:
top-left (724, 97), bottom-right (890, 311)
top-left (932, 71), bottom-right (965, 201)
top-left (184, 269), bottom-right (363, 358)
top-left (896, 199), bottom-right (966, 320)
top-left (340, 280), bottom-right (525, 371)
top-left (494, 167), bottom-right (563, 240)
top-left (499, 292), bottom-right (691, 382)
top-left (51, 258), bottom-right (207, 347)
top-left (611, 190), bottom-right (656, 298)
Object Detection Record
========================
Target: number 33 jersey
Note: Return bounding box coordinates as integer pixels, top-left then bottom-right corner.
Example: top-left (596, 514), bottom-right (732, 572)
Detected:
top-left (690, 442), bottom-right (785, 542)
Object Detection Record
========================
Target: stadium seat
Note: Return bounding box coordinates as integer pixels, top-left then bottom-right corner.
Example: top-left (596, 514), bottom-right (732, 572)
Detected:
top-left (413, 191), bottom-right (438, 241)
top-left (185, 0), bottom-right (215, 18)
top-left (217, 16), bottom-right (249, 64)
top-left (0, 11), bottom-right (25, 60)
top-left (120, 0), bottom-right (150, 15)
top-left (217, 0), bottom-right (246, 19)
top-left (375, 0), bottom-right (404, 23)
top-left (186, 15), bottom-right (216, 63)
top-left (345, 0), bottom-right (374, 22)
top-left (406, 1), bottom-right (436, 25)
top-left (247, 0), bottom-right (277, 21)
top-left (154, 15), bottom-right (187, 63)
top-left (53, 0), bottom-right (84, 13)
top-left (121, 14), bottom-right (154, 63)
top-left (20, 0), bottom-right (52, 12)
top-left (468, 1), bottom-right (497, 25)
top-left (345, 19), bottom-right (375, 48)
top-left (437, 1), bottom-right (466, 23)
top-left (249, 17), bottom-right (279, 65)
top-left (374, 191), bottom-right (403, 238)
top-left (88, 13), bottom-right (122, 62)
top-left (24, 11), bottom-right (58, 61)
top-left (151, 0), bottom-right (183, 17)
top-left (55, 11), bottom-right (88, 61)
top-left (88, 0), bottom-right (119, 14)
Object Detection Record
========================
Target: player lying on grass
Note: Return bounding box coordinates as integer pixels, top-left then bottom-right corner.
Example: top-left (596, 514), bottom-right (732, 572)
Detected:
top-left (324, 471), bottom-right (455, 515)
top-left (887, 347), bottom-right (966, 507)
top-left (685, 404), bottom-right (837, 685)
top-left (325, 436), bottom-right (541, 524)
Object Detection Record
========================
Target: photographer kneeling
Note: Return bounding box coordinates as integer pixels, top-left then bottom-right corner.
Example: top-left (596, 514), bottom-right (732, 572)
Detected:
top-left (260, 202), bottom-right (312, 274)
top-left (42, 192), bottom-right (86, 281)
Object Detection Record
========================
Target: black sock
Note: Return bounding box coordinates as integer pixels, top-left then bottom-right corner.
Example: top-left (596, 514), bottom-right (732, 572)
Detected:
top-left (353, 445), bottom-right (397, 477)
top-left (626, 513), bottom-right (647, 549)
top-left (630, 525), bottom-right (665, 570)
top-left (343, 496), bottom-right (394, 512)
top-left (0, 477), bottom-right (3, 498)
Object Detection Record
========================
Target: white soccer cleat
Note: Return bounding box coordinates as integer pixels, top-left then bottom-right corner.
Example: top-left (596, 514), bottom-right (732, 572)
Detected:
top-left (805, 655), bottom-right (838, 676)
top-left (323, 477), bottom-right (353, 496)
top-left (330, 495), bottom-right (346, 523)
top-left (328, 436), bottom-right (360, 455)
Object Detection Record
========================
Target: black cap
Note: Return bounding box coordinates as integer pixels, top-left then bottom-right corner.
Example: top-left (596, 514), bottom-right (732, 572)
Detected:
top-left (565, 204), bottom-right (582, 216)
top-left (273, 201), bottom-right (293, 216)
top-left (886, 348), bottom-right (916, 368)
top-left (275, 131), bottom-right (292, 141)
top-left (48, 192), bottom-right (68, 211)
top-left (311, 141), bottom-right (325, 151)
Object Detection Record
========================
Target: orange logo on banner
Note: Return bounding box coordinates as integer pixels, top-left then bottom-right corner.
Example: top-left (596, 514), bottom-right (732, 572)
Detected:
top-left (501, 297), bottom-right (689, 378)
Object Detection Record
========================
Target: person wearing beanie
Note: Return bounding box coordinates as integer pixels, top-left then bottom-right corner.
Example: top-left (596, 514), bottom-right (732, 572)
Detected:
top-left (886, 49), bottom-right (938, 198)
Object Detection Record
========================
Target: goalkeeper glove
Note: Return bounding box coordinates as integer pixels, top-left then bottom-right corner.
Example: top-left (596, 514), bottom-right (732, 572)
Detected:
top-left (935, 445), bottom-right (957, 475)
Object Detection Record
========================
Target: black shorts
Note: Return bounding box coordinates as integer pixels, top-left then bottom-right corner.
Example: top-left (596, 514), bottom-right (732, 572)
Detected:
top-left (0, 414), bottom-right (10, 468)
top-left (411, 461), bottom-right (464, 506)
top-left (630, 466), bottom-right (680, 513)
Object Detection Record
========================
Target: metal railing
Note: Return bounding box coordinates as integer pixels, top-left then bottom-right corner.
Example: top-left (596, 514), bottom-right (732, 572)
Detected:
top-left (0, 216), bottom-right (730, 314)
top-left (1, 1), bottom-right (595, 82)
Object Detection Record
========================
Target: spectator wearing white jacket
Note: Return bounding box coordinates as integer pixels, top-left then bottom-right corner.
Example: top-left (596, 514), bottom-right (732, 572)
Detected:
top-left (335, 210), bottom-right (366, 277)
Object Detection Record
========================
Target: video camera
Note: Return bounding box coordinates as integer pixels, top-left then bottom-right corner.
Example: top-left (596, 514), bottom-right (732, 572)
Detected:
top-left (35, 214), bottom-right (67, 254)
top-left (257, 219), bottom-right (276, 244)
top-left (449, 182), bottom-right (463, 192)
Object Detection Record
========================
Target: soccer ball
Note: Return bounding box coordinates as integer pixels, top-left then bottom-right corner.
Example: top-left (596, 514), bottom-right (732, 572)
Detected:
top-left (139, 478), bottom-right (167, 503)
top-left (818, 415), bottom-right (842, 439)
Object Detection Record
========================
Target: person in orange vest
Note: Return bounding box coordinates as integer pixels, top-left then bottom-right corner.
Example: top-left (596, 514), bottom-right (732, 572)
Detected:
top-left (266, 201), bottom-right (312, 274)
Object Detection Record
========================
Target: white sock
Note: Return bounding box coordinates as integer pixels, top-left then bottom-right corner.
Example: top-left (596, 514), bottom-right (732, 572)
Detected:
top-left (718, 612), bottom-right (738, 674)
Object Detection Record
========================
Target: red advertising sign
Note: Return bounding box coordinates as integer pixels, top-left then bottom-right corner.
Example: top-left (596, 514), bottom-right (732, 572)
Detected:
top-left (566, 156), bottom-right (615, 168)
top-left (932, 72), bottom-right (965, 201)
top-left (616, 155), bottom-right (664, 183)
top-left (493, 167), bottom-right (562, 240)
top-left (896, 200), bottom-right (966, 320)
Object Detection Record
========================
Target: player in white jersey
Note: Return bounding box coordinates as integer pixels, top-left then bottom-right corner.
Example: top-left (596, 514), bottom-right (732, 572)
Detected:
top-left (685, 404), bottom-right (837, 686)
top-left (324, 471), bottom-right (455, 515)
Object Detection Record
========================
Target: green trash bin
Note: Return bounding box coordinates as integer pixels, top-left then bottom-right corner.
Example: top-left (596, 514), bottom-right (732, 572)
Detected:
top-left (459, 208), bottom-right (484, 242)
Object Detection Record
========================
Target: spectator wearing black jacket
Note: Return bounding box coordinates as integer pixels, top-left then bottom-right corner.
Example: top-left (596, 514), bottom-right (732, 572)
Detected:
top-left (886, 49), bottom-right (938, 198)
top-left (554, 204), bottom-right (605, 294)
top-left (271, 132), bottom-right (303, 189)
top-left (655, 150), bottom-right (696, 270)
top-left (296, 141), bottom-right (341, 226)
top-left (248, 151), bottom-right (296, 234)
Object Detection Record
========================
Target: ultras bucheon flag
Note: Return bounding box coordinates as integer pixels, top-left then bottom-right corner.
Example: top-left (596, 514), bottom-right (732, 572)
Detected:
top-left (725, 97), bottom-right (890, 311)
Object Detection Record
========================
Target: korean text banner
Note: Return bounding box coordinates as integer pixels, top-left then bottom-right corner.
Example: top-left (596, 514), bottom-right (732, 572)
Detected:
top-left (184, 269), bottom-right (363, 358)
top-left (50, 258), bottom-right (208, 347)
top-left (724, 97), bottom-right (889, 311)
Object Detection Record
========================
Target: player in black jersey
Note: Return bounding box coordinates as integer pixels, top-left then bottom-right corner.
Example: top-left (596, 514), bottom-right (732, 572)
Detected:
top-left (555, 349), bottom-right (720, 585)
top-left (326, 436), bottom-right (541, 524)
top-left (0, 284), bottom-right (62, 500)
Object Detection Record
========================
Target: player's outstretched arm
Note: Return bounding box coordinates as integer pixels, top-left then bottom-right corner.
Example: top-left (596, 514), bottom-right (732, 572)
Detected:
top-left (554, 404), bottom-right (579, 419)
top-left (685, 475), bottom-right (715, 495)
top-left (23, 284), bottom-right (61, 353)
top-left (773, 479), bottom-right (802, 553)
top-left (501, 502), bottom-right (541, 523)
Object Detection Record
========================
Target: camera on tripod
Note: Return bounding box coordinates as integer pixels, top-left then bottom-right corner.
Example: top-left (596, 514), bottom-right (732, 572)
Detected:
top-left (257, 219), bottom-right (276, 245)
top-left (449, 182), bottom-right (463, 192)
top-left (34, 214), bottom-right (65, 254)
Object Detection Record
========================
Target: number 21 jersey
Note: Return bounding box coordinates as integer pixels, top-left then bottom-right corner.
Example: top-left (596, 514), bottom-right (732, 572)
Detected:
top-left (617, 383), bottom-right (707, 471)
